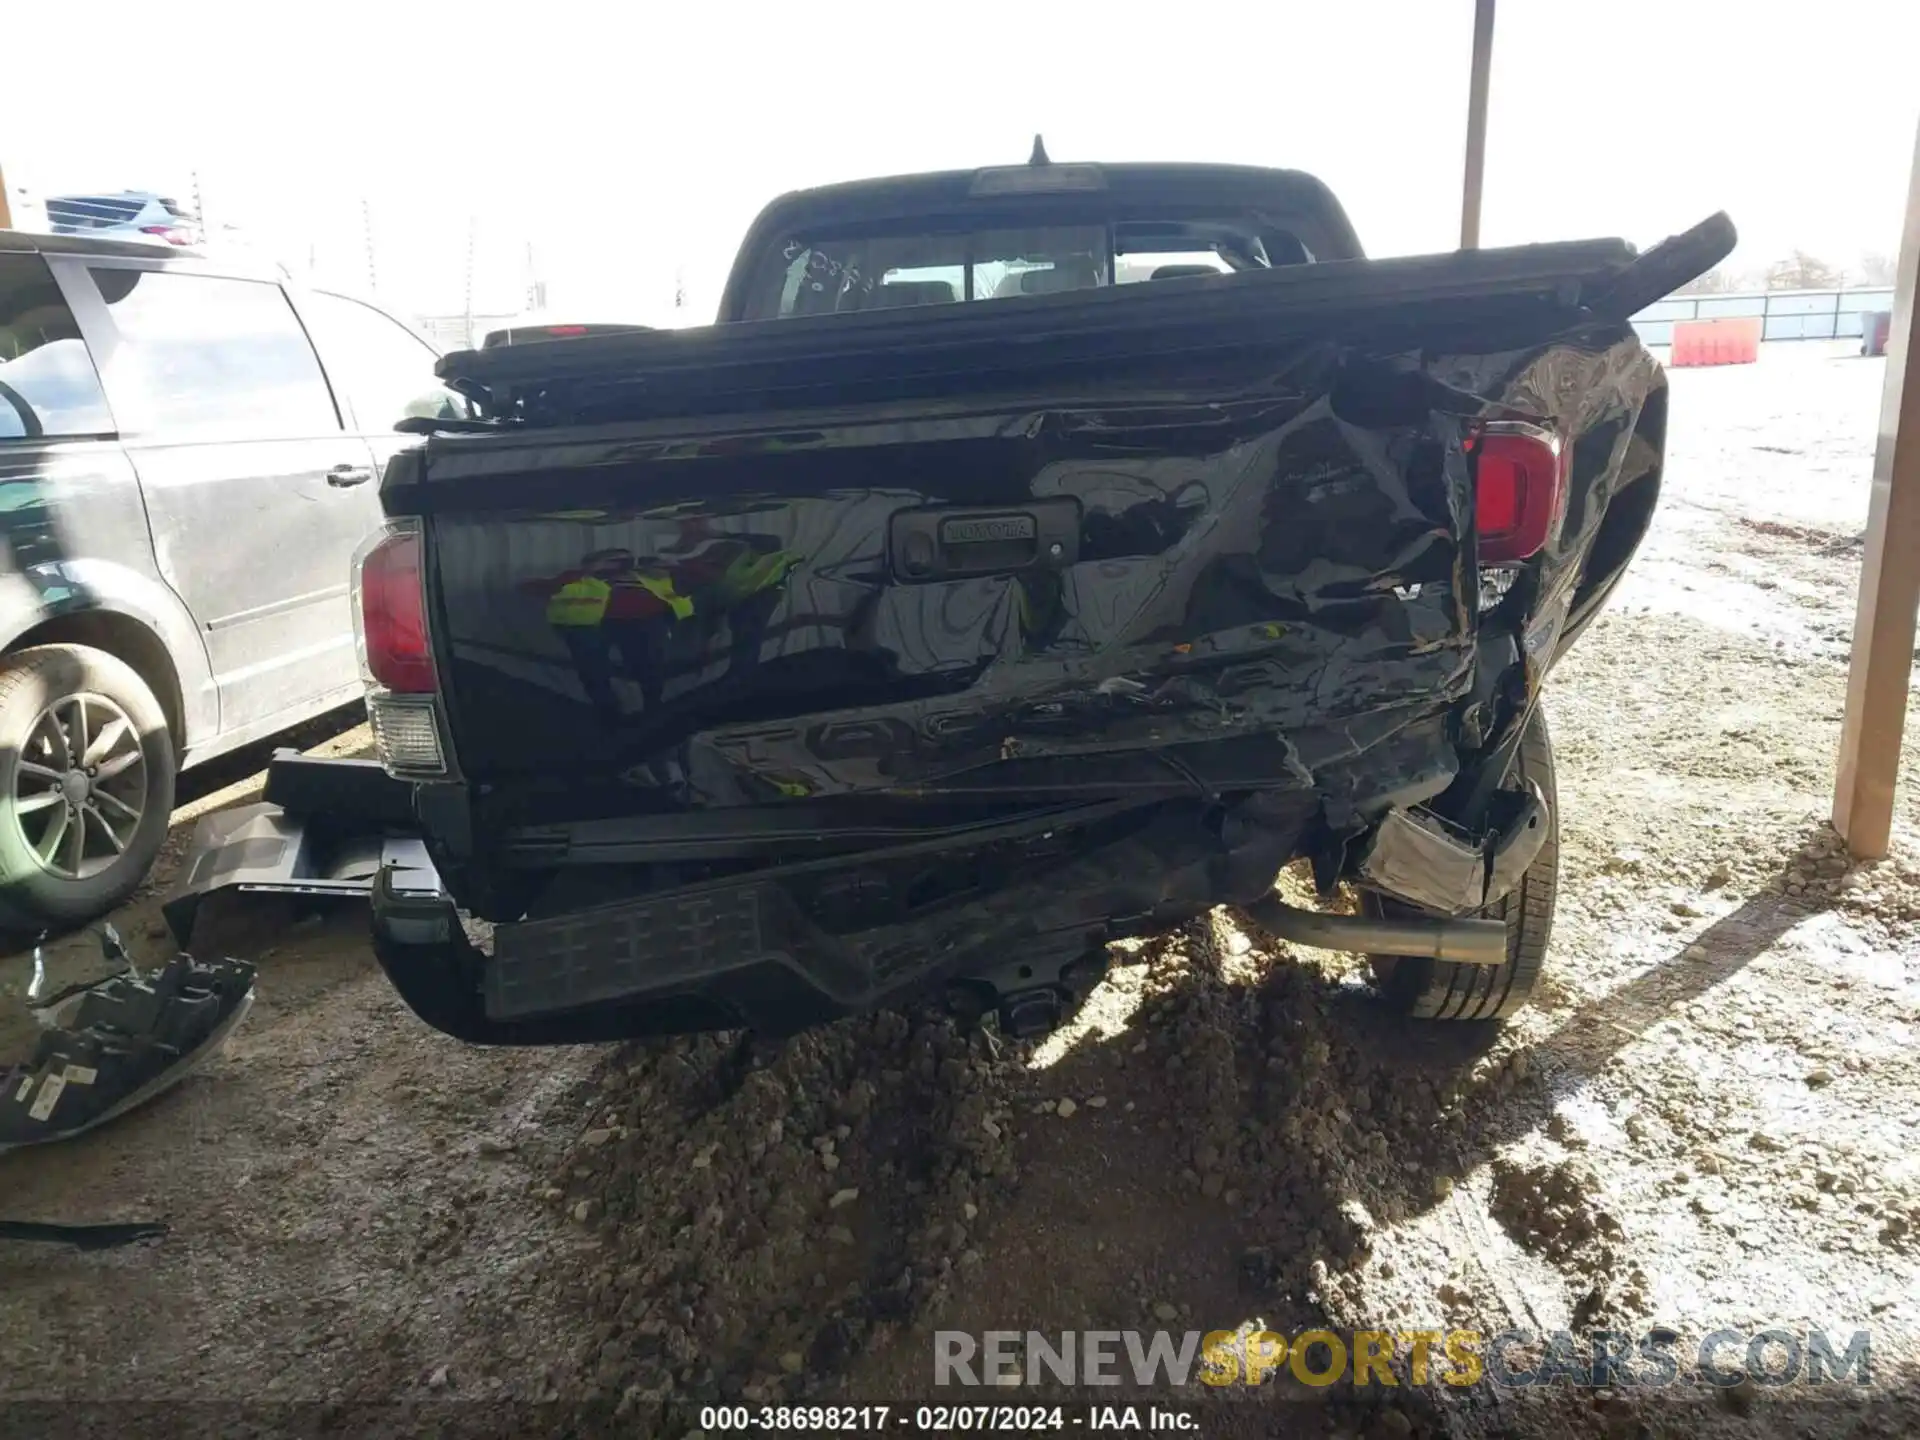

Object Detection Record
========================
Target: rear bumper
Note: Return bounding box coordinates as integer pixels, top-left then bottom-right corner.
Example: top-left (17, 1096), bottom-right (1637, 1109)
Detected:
top-left (162, 750), bottom-right (435, 946)
top-left (371, 773), bottom-right (1549, 1046)
top-left (373, 700), bottom-right (1554, 1044)
top-left (371, 799), bottom-right (1298, 1045)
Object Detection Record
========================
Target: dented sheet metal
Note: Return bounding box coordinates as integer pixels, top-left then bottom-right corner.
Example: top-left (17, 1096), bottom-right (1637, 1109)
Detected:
top-left (1359, 783), bottom-right (1551, 917)
top-left (408, 216), bottom-right (1740, 830)
top-left (1357, 778), bottom-right (1550, 915)
top-left (413, 322), bottom-right (1668, 822)
top-left (1355, 807), bottom-right (1487, 915)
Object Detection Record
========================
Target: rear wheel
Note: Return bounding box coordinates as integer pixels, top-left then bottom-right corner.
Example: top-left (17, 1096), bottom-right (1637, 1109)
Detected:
top-left (1367, 708), bottom-right (1558, 1022)
top-left (0, 645), bottom-right (176, 930)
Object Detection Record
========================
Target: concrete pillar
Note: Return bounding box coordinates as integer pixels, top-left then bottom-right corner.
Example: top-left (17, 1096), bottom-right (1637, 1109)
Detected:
top-left (1833, 117), bottom-right (1920, 859)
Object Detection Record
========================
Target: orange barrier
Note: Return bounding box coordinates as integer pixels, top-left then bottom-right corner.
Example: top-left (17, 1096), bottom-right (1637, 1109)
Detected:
top-left (1669, 318), bottom-right (1762, 367)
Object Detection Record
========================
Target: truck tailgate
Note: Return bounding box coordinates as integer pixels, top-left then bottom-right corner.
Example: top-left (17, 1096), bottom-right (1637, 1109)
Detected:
top-left (390, 222), bottom-right (1725, 814)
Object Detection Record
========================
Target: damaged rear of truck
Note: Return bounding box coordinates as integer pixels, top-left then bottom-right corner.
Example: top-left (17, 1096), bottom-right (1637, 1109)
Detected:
top-left (357, 162), bottom-right (1732, 1046)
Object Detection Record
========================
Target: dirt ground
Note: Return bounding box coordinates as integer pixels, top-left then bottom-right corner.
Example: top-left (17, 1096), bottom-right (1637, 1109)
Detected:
top-left (2, 340), bottom-right (1917, 1438)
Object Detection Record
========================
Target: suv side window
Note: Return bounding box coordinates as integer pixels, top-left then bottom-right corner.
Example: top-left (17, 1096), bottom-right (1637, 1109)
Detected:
top-left (0, 254), bottom-right (115, 441)
top-left (303, 292), bottom-right (448, 431)
top-left (89, 268), bottom-right (340, 441)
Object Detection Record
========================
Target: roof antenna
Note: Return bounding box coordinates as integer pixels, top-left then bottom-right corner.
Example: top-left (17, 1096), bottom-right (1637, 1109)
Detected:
top-left (1029, 134), bottom-right (1050, 167)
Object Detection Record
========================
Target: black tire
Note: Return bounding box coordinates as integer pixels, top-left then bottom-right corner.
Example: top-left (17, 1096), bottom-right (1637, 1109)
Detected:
top-left (0, 645), bottom-right (176, 930)
top-left (1367, 707), bottom-right (1559, 1022)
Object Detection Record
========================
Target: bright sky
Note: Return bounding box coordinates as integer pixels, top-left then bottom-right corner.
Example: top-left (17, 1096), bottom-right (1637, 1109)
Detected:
top-left (7, 0), bottom-right (1916, 324)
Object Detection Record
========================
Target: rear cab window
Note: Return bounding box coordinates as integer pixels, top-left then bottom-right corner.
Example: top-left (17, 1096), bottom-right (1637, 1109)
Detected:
top-left (87, 268), bottom-right (341, 440)
top-left (747, 224), bottom-right (1320, 320)
top-left (764, 222), bottom-right (1285, 319)
top-left (773, 224), bottom-right (1114, 315)
top-left (0, 253), bottom-right (115, 441)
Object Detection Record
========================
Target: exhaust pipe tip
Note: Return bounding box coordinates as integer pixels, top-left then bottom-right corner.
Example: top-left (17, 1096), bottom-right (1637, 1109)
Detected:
top-left (1239, 897), bottom-right (1509, 967)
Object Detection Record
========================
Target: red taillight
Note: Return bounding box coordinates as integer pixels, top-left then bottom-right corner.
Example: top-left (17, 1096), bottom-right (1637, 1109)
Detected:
top-left (356, 528), bottom-right (436, 693)
top-left (139, 224), bottom-right (194, 245)
top-left (1471, 423), bottom-right (1567, 564)
top-left (544, 324), bottom-right (588, 336)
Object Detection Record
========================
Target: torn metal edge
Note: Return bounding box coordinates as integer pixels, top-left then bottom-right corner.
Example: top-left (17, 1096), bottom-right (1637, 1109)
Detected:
top-left (1356, 779), bottom-right (1550, 916)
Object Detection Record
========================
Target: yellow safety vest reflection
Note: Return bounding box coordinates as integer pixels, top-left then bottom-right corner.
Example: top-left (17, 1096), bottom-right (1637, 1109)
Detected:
top-left (715, 548), bottom-right (800, 605)
top-left (628, 571), bottom-right (695, 620)
top-left (547, 576), bottom-right (612, 627)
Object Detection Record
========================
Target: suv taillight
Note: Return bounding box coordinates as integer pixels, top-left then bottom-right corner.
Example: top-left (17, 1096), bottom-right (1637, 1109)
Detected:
top-left (1470, 421), bottom-right (1568, 565)
top-left (139, 224), bottom-right (194, 245)
top-left (351, 520), bottom-right (448, 777)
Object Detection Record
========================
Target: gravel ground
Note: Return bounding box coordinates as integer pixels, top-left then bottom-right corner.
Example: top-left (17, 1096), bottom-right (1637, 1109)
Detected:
top-left (0, 340), bottom-right (1915, 1438)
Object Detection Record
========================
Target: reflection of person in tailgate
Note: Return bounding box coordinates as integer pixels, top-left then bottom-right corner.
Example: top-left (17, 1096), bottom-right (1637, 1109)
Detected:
top-left (661, 518), bottom-right (801, 682)
top-left (522, 550), bottom-right (691, 724)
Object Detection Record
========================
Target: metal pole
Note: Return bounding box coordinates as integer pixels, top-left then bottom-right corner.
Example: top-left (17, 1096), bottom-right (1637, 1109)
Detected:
top-left (362, 198), bottom-right (378, 295)
top-left (463, 216), bottom-right (478, 347)
top-left (1459, 0), bottom-right (1497, 250)
top-left (1833, 115), bottom-right (1920, 859)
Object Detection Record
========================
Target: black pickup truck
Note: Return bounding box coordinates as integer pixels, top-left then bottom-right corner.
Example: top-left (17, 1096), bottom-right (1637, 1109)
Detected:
top-left (354, 154), bottom-right (1732, 1046)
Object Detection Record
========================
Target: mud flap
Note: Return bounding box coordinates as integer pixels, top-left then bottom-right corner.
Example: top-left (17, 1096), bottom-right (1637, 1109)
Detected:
top-left (1355, 780), bottom-right (1548, 915)
top-left (1484, 780), bottom-right (1551, 903)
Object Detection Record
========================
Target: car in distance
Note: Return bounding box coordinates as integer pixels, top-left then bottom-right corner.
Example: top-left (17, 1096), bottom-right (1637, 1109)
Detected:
top-left (44, 191), bottom-right (204, 248)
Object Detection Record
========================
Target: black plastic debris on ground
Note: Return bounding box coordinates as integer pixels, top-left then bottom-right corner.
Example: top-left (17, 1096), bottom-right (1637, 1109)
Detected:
top-left (0, 1219), bottom-right (167, 1249)
top-left (0, 946), bottom-right (257, 1153)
